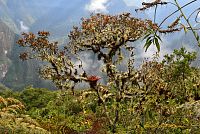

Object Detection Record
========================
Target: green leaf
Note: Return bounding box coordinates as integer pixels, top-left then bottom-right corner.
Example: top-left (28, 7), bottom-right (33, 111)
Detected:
top-left (148, 110), bottom-right (153, 120)
top-left (146, 36), bottom-right (152, 42)
top-left (155, 34), bottom-right (162, 42)
top-left (196, 34), bottom-right (199, 41)
top-left (181, 23), bottom-right (188, 33)
top-left (154, 37), bottom-right (160, 52)
top-left (183, 118), bottom-right (189, 124)
top-left (143, 33), bottom-right (151, 40)
top-left (144, 39), bottom-right (152, 52)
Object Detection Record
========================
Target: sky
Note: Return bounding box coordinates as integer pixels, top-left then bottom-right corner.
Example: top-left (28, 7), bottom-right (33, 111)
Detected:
top-left (84, 0), bottom-right (200, 28)
top-left (84, 0), bottom-right (155, 12)
top-left (84, 0), bottom-right (143, 13)
top-left (84, 0), bottom-right (173, 12)
top-left (85, 0), bottom-right (110, 13)
top-left (85, 0), bottom-right (154, 12)
top-left (123, 0), bottom-right (152, 7)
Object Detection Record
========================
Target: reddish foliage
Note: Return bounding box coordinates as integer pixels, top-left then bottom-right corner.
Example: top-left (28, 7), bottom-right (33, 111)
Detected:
top-left (87, 76), bottom-right (101, 89)
top-left (87, 76), bottom-right (101, 82)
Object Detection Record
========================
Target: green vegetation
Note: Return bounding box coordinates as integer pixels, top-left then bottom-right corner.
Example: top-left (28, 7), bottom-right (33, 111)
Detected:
top-left (1, 47), bottom-right (200, 133)
top-left (1, 0), bottom-right (200, 133)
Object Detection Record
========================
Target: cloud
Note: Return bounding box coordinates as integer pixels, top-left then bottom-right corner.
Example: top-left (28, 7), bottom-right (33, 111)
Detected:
top-left (19, 21), bottom-right (29, 32)
top-left (123, 0), bottom-right (142, 7)
top-left (85, 0), bottom-right (110, 13)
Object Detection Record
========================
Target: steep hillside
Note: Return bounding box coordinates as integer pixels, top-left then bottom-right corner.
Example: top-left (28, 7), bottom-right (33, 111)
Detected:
top-left (0, 21), bottom-right (15, 80)
top-left (0, 21), bottom-right (54, 90)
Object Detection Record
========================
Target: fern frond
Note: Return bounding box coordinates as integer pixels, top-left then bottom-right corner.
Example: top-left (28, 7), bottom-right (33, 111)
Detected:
top-left (0, 96), bottom-right (7, 107)
top-left (7, 104), bottom-right (25, 111)
top-left (6, 97), bottom-right (21, 105)
top-left (1, 107), bottom-right (18, 114)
